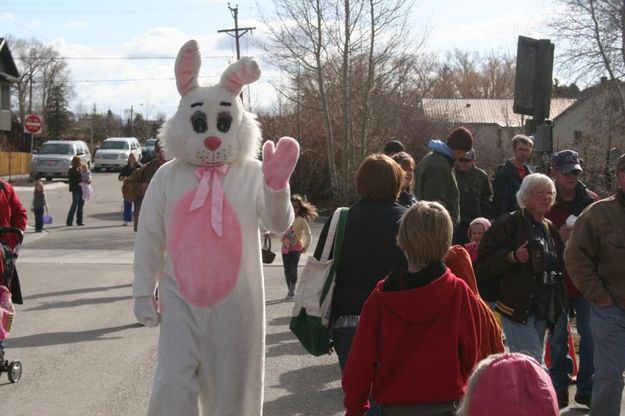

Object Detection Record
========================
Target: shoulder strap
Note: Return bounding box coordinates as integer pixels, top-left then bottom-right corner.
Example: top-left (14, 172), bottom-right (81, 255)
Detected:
top-left (319, 207), bottom-right (348, 306)
top-left (320, 207), bottom-right (346, 261)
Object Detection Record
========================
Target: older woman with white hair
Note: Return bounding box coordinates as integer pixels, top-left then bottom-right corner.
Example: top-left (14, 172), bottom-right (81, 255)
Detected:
top-left (477, 173), bottom-right (566, 364)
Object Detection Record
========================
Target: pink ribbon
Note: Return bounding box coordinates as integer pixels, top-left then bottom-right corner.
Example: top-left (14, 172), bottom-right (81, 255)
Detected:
top-left (190, 164), bottom-right (229, 236)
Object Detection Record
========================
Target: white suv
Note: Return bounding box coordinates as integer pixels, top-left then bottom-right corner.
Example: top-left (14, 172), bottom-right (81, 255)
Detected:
top-left (30, 140), bottom-right (91, 181)
top-left (93, 137), bottom-right (142, 171)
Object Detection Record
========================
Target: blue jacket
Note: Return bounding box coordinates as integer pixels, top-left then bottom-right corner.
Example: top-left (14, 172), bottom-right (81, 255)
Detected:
top-left (492, 160), bottom-right (533, 220)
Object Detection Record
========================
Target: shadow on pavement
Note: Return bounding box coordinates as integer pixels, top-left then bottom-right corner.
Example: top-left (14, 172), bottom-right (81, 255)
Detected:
top-left (268, 316), bottom-right (291, 327)
top-left (24, 294), bottom-right (132, 311)
top-left (264, 364), bottom-right (344, 415)
top-left (7, 323), bottom-right (143, 348)
top-left (23, 283), bottom-right (131, 301)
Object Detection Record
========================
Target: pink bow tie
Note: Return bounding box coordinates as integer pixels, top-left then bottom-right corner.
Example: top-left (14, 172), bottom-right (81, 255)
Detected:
top-left (189, 164), bottom-right (229, 236)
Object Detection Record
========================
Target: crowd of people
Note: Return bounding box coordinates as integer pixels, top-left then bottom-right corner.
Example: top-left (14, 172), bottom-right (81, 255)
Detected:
top-left (2, 126), bottom-right (625, 414)
top-left (287, 128), bottom-right (625, 416)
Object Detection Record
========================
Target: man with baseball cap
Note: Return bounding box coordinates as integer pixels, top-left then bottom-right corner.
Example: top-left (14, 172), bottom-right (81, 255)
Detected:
top-left (414, 127), bottom-right (473, 225)
top-left (546, 150), bottom-right (597, 409)
top-left (565, 153), bottom-right (625, 415)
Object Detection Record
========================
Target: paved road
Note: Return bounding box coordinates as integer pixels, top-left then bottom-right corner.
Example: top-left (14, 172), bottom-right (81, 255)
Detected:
top-left (1, 173), bottom-right (617, 415)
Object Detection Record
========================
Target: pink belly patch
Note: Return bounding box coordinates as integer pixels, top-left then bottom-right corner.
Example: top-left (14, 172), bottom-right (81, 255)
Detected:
top-left (167, 190), bottom-right (242, 308)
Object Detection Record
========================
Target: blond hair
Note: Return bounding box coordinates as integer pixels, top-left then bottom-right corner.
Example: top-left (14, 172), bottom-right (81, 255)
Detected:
top-left (397, 201), bottom-right (453, 268)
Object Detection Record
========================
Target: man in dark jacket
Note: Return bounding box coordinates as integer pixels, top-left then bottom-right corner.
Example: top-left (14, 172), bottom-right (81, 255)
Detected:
top-left (547, 150), bottom-right (597, 409)
top-left (492, 134), bottom-right (534, 219)
top-left (415, 127), bottom-right (474, 225)
top-left (454, 149), bottom-right (492, 244)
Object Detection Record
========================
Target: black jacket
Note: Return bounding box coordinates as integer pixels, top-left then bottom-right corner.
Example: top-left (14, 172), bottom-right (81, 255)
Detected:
top-left (477, 209), bottom-right (565, 326)
top-left (314, 200), bottom-right (407, 321)
top-left (492, 160), bottom-right (533, 219)
top-left (67, 167), bottom-right (82, 192)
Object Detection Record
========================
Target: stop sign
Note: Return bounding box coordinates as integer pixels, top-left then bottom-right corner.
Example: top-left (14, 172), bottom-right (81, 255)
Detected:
top-left (24, 114), bottom-right (43, 134)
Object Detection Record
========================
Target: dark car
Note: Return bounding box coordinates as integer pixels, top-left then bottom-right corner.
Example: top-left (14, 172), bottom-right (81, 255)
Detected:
top-left (142, 138), bottom-right (158, 163)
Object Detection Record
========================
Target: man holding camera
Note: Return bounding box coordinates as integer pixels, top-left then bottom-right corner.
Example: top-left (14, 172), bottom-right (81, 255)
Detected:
top-left (565, 154), bottom-right (625, 416)
top-left (545, 150), bottom-right (597, 409)
top-left (478, 173), bottom-right (565, 365)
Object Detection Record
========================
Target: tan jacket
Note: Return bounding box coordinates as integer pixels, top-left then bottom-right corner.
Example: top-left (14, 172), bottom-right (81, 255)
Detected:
top-left (564, 191), bottom-right (625, 308)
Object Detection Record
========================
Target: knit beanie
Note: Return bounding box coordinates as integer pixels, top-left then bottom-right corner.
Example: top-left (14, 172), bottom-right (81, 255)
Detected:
top-left (446, 127), bottom-right (473, 151)
top-left (460, 353), bottom-right (559, 416)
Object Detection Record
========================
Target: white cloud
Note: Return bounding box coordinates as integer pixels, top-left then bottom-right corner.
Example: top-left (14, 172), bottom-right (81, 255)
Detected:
top-left (0, 13), bottom-right (16, 22)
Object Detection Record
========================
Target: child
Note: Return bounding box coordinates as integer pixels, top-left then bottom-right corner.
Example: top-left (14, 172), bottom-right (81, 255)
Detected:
top-left (457, 353), bottom-right (559, 416)
top-left (464, 217), bottom-right (491, 262)
top-left (281, 194), bottom-right (317, 300)
top-left (30, 180), bottom-right (48, 232)
top-left (80, 163), bottom-right (94, 202)
top-left (392, 151), bottom-right (417, 207)
top-left (342, 201), bottom-right (484, 416)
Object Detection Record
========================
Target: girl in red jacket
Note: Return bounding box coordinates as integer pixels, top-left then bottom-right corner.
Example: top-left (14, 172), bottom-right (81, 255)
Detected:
top-left (342, 201), bottom-right (483, 416)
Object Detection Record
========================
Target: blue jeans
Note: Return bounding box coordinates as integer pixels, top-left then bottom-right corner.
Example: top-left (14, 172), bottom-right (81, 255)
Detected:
top-left (66, 189), bottom-right (84, 225)
top-left (501, 314), bottom-right (547, 365)
top-left (590, 304), bottom-right (625, 416)
top-left (123, 200), bottom-right (133, 222)
top-left (548, 296), bottom-right (593, 393)
top-left (333, 326), bottom-right (382, 416)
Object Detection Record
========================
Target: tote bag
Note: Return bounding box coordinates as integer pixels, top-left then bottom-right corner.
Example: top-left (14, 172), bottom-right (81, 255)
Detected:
top-left (289, 207), bottom-right (348, 356)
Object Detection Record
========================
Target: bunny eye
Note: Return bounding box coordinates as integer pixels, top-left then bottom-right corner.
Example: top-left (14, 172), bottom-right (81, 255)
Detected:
top-left (216, 112), bottom-right (232, 133)
top-left (191, 111), bottom-right (208, 133)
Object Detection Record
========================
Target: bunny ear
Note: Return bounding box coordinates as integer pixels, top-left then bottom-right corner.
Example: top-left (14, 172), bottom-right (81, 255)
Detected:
top-left (175, 40), bottom-right (201, 96)
top-left (219, 57), bottom-right (261, 95)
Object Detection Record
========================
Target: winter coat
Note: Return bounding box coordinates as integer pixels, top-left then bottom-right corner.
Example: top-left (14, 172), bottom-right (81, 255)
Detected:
top-left (0, 180), bottom-right (27, 304)
top-left (455, 165), bottom-right (492, 224)
top-left (492, 159), bottom-right (533, 219)
top-left (415, 151), bottom-right (459, 224)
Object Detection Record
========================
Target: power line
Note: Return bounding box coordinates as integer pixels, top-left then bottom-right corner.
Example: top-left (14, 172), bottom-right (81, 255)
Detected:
top-left (16, 55), bottom-right (235, 60)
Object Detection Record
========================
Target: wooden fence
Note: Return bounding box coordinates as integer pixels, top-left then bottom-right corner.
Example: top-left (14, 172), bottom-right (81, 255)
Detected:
top-left (0, 152), bottom-right (31, 176)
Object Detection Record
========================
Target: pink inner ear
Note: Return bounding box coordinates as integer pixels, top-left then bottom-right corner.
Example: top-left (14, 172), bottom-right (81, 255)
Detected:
top-left (175, 41), bottom-right (201, 96)
top-left (167, 190), bottom-right (243, 308)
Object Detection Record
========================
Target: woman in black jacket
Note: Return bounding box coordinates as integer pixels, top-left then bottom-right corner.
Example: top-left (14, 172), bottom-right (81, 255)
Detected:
top-left (66, 156), bottom-right (84, 226)
top-left (477, 173), bottom-right (565, 365)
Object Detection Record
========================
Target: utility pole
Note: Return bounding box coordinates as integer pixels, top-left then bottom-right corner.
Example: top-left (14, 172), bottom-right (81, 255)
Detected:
top-left (217, 4), bottom-right (256, 60)
top-left (218, 3), bottom-right (256, 101)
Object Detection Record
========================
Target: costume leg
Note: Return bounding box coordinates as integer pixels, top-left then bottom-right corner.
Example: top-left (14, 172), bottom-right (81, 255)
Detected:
top-left (197, 293), bottom-right (264, 416)
top-left (147, 279), bottom-right (201, 416)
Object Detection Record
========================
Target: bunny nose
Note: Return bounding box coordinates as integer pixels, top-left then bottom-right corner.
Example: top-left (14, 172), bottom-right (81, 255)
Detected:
top-left (204, 136), bottom-right (222, 151)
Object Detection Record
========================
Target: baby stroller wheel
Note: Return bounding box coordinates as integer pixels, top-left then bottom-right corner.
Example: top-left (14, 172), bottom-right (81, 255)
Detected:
top-left (8, 360), bottom-right (22, 383)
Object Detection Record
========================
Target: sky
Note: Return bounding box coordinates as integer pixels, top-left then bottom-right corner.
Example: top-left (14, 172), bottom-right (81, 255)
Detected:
top-left (1, 0), bottom-right (554, 120)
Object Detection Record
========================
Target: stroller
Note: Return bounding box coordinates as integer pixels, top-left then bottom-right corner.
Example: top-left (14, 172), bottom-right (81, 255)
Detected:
top-left (0, 227), bottom-right (23, 383)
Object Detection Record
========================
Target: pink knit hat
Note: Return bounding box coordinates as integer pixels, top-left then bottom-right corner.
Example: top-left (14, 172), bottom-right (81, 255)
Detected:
top-left (459, 353), bottom-right (559, 416)
top-left (467, 217), bottom-right (491, 240)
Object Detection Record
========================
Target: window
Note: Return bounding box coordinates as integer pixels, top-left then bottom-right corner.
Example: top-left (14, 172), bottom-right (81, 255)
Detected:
top-left (1, 83), bottom-right (9, 111)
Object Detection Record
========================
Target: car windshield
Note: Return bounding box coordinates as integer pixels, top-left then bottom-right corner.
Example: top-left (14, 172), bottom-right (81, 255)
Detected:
top-left (39, 143), bottom-right (74, 155)
top-left (101, 141), bottom-right (130, 150)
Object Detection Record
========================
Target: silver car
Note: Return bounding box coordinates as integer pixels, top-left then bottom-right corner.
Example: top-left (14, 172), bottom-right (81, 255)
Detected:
top-left (30, 140), bottom-right (91, 181)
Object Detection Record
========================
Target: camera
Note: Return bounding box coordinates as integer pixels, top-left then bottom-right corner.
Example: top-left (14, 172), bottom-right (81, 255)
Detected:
top-left (528, 237), bottom-right (546, 274)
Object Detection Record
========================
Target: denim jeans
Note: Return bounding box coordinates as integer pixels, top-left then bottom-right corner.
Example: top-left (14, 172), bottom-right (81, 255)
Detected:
top-left (66, 189), bottom-right (84, 225)
top-left (123, 200), bottom-right (133, 222)
top-left (501, 314), bottom-right (547, 365)
top-left (333, 325), bottom-right (382, 416)
top-left (589, 304), bottom-right (625, 416)
top-left (548, 296), bottom-right (594, 393)
top-left (281, 251), bottom-right (301, 288)
top-left (34, 207), bottom-right (44, 231)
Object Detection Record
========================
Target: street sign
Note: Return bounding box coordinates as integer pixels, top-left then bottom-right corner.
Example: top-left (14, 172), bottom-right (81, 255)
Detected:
top-left (24, 114), bottom-right (43, 134)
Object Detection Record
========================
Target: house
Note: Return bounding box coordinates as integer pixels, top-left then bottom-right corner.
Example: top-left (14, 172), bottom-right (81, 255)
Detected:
top-left (421, 98), bottom-right (576, 172)
top-left (0, 38), bottom-right (19, 132)
top-left (552, 78), bottom-right (625, 150)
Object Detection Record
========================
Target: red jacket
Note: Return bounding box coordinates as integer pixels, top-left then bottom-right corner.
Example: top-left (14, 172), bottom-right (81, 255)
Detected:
top-left (0, 180), bottom-right (27, 249)
top-left (545, 183), bottom-right (597, 297)
top-left (341, 269), bottom-right (481, 416)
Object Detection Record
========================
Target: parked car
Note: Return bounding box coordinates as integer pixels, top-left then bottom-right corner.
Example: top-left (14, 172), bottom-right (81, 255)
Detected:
top-left (141, 138), bottom-right (158, 163)
top-left (30, 140), bottom-right (91, 181)
top-left (93, 137), bottom-right (142, 171)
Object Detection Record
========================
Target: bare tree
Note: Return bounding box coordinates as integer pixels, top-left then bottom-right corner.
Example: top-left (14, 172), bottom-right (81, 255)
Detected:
top-left (259, 0), bottom-right (421, 202)
top-left (551, 0), bottom-right (625, 110)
